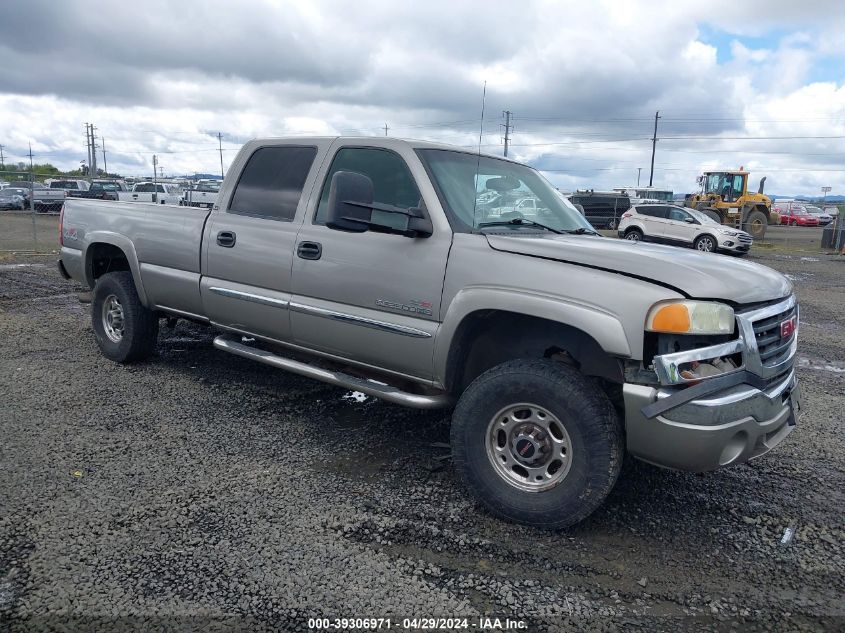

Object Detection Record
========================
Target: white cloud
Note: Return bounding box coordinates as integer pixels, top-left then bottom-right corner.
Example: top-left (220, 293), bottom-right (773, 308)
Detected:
top-left (0, 0), bottom-right (842, 195)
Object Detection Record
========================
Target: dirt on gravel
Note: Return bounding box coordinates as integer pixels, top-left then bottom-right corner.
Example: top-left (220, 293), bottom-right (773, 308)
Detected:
top-left (1, 252), bottom-right (843, 632)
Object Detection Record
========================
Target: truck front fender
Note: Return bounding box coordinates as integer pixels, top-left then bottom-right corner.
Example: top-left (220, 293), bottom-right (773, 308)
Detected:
top-left (434, 287), bottom-right (632, 386)
top-left (82, 231), bottom-right (149, 306)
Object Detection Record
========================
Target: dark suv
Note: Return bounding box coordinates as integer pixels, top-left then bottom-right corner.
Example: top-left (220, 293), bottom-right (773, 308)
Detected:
top-left (568, 190), bottom-right (631, 230)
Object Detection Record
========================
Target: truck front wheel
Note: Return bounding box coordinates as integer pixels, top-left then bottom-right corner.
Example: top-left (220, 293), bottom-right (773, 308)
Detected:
top-left (450, 359), bottom-right (623, 529)
top-left (91, 271), bottom-right (159, 363)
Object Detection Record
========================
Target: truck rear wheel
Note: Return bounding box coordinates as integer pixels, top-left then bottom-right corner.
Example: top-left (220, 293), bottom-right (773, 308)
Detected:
top-left (743, 209), bottom-right (768, 240)
top-left (91, 271), bottom-right (159, 363)
top-left (450, 359), bottom-right (622, 529)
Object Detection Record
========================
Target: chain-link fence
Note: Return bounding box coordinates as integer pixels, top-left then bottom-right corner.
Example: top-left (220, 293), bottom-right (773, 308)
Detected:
top-left (0, 169), bottom-right (68, 253)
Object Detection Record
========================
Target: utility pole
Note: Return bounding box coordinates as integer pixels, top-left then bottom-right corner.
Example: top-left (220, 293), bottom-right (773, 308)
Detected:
top-left (649, 111), bottom-right (660, 187)
top-left (101, 137), bottom-right (108, 176)
top-left (0, 144), bottom-right (5, 171)
top-left (85, 123), bottom-right (98, 180)
top-left (502, 110), bottom-right (512, 157)
top-left (383, 123), bottom-right (389, 137)
top-left (217, 132), bottom-right (224, 180)
top-left (637, 167), bottom-right (642, 187)
top-left (152, 154), bottom-right (158, 203)
top-left (84, 123), bottom-right (91, 176)
top-left (28, 142), bottom-right (37, 243)
top-left (90, 126), bottom-right (98, 178)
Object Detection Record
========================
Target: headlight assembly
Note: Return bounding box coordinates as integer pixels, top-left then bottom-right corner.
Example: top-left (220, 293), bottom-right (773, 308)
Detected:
top-left (646, 301), bottom-right (735, 335)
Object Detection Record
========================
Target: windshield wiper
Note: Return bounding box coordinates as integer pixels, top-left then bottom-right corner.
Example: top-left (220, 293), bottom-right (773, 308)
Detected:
top-left (562, 227), bottom-right (601, 236)
top-left (478, 218), bottom-right (563, 234)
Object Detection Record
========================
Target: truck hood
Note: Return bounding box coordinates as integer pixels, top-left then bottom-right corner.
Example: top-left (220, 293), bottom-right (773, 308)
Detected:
top-left (485, 233), bottom-right (792, 304)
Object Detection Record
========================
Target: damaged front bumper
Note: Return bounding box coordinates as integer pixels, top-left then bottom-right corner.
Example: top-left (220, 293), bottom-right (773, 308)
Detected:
top-left (623, 295), bottom-right (801, 472)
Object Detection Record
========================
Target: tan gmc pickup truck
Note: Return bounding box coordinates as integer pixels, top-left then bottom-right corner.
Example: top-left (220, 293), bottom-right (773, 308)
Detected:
top-left (59, 137), bottom-right (802, 528)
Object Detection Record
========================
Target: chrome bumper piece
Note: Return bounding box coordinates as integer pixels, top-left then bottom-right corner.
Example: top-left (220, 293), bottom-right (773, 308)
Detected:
top-left (627, 295), bottom-right (801, 472)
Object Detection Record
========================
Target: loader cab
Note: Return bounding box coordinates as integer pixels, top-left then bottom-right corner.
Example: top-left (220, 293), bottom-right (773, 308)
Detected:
top-left (702, 171), bottom-right (747, 203)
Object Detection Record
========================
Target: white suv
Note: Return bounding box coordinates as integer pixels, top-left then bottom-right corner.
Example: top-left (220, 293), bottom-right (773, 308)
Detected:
top-left (618, 204), bottom-right (753, 255)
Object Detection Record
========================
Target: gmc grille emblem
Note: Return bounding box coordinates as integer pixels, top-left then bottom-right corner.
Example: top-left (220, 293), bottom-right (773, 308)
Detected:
top-left (780, 316), bottom-right (796, 339)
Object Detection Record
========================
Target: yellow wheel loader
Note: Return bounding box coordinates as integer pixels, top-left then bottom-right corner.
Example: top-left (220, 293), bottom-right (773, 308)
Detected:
top-left (684, 170), bottom-right (775, 240)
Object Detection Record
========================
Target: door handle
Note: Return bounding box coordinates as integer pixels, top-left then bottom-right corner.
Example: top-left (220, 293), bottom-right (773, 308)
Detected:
top-left (297, 241), bottom-right (322, 260)
top-left (217, 231), bottom-right (237, 248)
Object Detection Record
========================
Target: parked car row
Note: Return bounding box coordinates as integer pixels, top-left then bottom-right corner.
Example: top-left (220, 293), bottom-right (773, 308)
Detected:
top-left (771, 200), bottom-right (836, 226)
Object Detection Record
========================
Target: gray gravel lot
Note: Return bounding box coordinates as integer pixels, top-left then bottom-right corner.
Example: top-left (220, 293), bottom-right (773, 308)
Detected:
top-left (1, 252), bottom-right (843, 632)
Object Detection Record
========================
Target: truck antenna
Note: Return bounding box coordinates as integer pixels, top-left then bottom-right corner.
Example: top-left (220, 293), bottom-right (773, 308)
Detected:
top-left (471, 80), bottom-right (487, 231)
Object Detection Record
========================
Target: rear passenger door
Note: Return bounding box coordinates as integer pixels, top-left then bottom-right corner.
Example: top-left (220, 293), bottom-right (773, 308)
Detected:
top-left (637, 205), bottom-right (667, 240)
top-left (200, 142), bottom-right (329, 342)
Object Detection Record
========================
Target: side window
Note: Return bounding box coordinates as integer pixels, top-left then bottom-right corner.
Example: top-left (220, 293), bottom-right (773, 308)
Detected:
top-left (314, 147), bottom-right (421, 229)
top-left (668, 208), bottom-right (687, 221)
top-left (228, 146), bottom-right (318, 221)
top-left (135, 183), bottom-right (152, 193)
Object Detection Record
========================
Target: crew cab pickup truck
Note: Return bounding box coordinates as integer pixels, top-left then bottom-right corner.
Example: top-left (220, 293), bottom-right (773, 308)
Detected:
top-left (182, 181), bottom-right (220, 208)
top-left (117, 182), bottom-right (182, 205)
top-left (58, 137), bottom-right (802, 528)
top-left (66, 181), bottom-right (128, 202)
top-left (18, 181), bottom-right (66, 213)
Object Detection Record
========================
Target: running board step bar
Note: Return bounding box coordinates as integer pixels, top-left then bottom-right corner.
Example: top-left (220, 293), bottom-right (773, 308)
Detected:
top-left (213, 334), bottom-right (452, 410)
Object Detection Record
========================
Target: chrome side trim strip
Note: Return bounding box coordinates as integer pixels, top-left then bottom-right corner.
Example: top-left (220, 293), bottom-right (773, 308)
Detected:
top-left (213, 335), bottom-right (451, 409)
top-left (289, 301), bottom-right (432, 339)
top-left (209, 286), bottom-right (289, 309)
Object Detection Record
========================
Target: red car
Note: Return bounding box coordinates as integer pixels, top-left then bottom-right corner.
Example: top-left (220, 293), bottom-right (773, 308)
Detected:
top-left (776, 205), bottom-right (820, 227)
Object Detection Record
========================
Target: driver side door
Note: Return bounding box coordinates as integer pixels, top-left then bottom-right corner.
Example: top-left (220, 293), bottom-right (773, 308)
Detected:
top-left (289, 144), bottom-right (452, 381)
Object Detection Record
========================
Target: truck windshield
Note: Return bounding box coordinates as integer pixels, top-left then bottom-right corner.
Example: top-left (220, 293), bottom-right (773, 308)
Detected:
top-left (417, 149), bottom-right (593, 233)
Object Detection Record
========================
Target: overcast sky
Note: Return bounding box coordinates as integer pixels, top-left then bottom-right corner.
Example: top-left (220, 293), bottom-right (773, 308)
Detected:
top-left (1, 0), bottom-right (843, 196)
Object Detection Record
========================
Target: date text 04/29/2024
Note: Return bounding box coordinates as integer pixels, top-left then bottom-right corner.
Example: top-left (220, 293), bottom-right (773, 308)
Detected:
top-left (307, 617), bottom-right (528, 630)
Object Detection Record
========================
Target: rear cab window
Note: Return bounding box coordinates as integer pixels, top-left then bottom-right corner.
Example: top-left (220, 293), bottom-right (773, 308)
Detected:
top-left (228, 146), bottom-right (318, 221)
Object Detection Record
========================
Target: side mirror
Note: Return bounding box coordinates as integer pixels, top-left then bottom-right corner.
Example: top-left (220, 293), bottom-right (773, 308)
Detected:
top-left (326, 171), bottom-right (374, 233)
top-left (326, 170), bottom-right (432, 238)
top-left (684, 217), bottom-right (695, 223)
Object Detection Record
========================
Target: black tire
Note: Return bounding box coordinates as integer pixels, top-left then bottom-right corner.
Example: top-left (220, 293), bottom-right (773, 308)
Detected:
top-left (743, 209), bottom-right (768, 240)
top-left (91, 271), bottom-right (159, 363)
top-left (450, 359), bottom-right (623, 529)
top-left (694, 234), bottom-right (717, 252)
top-left (624, 228), bottom-right (642, 242)
top-left (701, 208), bottom-right (721, 223)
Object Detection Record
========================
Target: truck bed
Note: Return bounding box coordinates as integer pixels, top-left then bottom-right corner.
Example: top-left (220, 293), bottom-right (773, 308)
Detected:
top-left (61, 199), bottom-right (212, 317)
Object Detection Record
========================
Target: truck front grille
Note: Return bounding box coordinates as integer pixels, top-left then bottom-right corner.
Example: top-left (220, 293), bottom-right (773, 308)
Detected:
top-left (736, 295), bottom-right (798, 386)
top-left (753, 303), bottom-right (797, 367)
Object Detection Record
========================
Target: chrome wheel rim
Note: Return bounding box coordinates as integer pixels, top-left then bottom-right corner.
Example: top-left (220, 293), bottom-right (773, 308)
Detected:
top-left (485, 403), bottom-right (573, 492)
top-left (625, 232), bottom-right (640, 241)
top-left (697, 237), bottom-right (714, 252)
top-left (102, 294), bottom-right (125, 343)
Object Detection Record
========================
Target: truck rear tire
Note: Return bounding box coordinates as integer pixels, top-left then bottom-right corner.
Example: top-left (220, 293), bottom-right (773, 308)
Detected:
top-left (91, 271), bottom-right (159, 363)
top-left (450, 359), bottom-right (623, 529)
